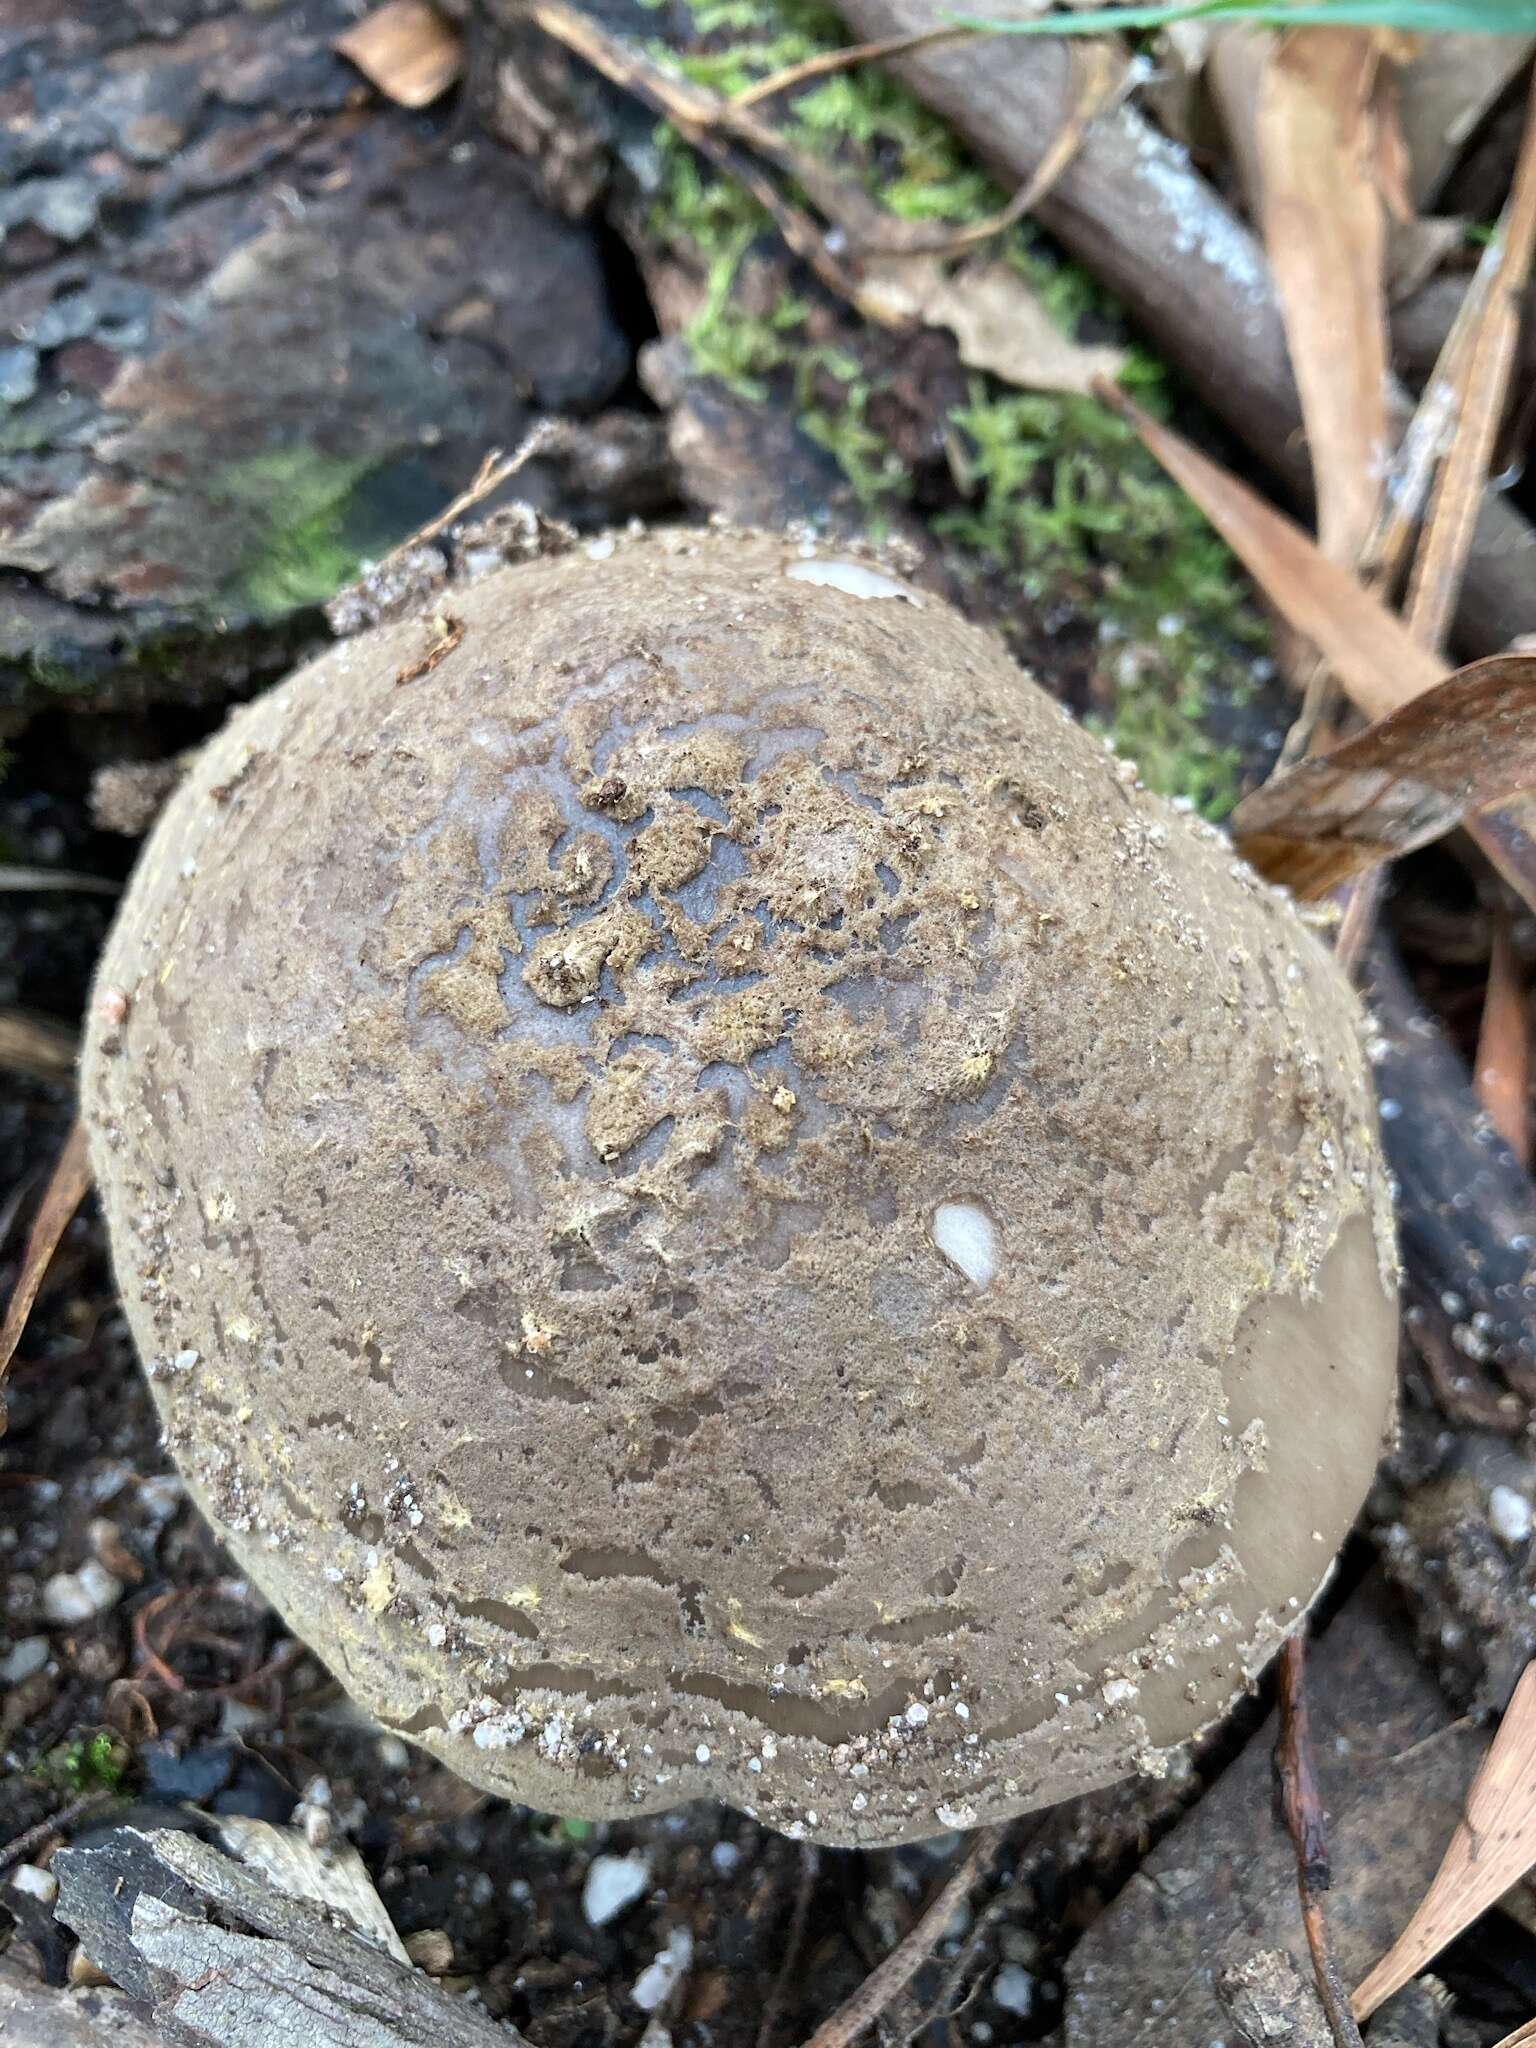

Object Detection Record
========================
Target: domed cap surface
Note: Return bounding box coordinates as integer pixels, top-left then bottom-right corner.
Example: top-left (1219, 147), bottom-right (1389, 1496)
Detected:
top-left (83, 528), bottom-right (1398, 1846)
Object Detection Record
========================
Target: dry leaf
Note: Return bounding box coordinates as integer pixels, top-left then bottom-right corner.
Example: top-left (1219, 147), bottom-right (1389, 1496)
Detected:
top-left (1095, 383), bottom-right (1443, 721)
top-left (1256, 26), bottom-right (1393, 564)
top-left (859, 257), bottom-right (1124, 395)
top-left (1231, 653), bottom-right (1536, 897)
top-left (335, 0), bottom-right (464, 109)
top-left (1493, 2021), bottom-right (1536, 2048)
top-left (1355, 1661), bottom-right (1536, 2020)
top-left (0, 1119), bottom-right (91, 1433)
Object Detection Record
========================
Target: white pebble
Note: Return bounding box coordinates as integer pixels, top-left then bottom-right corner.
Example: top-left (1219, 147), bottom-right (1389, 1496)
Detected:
top-left (583, 1852), bottom-right (651, 1929)
top-left (42, 1560), bottom-right (124, 1624)
top-left (1101, 1678), bottom-right (1139, 1709)
top-left (904, 1701), bottom-right (929, 1728)
top-left (992, 1965), bottom-right (1034, 2016)
top-left (8, 1864), bottom-right (57, 1904)
top-left (632, 1926), bottom-right (694, 2012)
top-left (0, 1637), bottom-right (49, 1684)
top-left (1490, 1485), bottom-right (1533, 1546)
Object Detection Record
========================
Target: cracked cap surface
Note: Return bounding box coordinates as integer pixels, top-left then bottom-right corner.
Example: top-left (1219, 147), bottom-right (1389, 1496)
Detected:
top-left (83, 526), bottom-right (1398, 1846)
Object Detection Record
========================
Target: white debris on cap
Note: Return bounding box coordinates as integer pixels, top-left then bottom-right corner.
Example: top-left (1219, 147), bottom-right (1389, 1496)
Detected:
top-left (633, 1926), bottom-right (694, 2013)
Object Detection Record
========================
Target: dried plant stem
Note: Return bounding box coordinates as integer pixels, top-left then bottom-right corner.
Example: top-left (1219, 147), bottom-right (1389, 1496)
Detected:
top-left (757, 1844), bottom-right (820, 2048)
top-left (0, 1119), bottom-right (91, 1434)
top-left (1276, 1634), bottom-right (1366, 2048)
top-left (797, 1827), bottom-right (1003, 2048)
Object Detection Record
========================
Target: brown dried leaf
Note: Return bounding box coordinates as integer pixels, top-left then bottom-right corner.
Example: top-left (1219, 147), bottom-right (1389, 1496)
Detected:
top-left (859, 257), bottom-right (1124, 395)
top-left (1094, 383), bottom-right (1443, 721)
top-left (0, 1119), bottom-right (91, 1434)
top-left (1256, 26), bottom-right (1393, 564)
top-left (1355, 1661), bottom-right (1536, 2020)
top-left (1231, 654), bottom-right (1536, 897)
top-left (335, 0), bottom-right (464, 110)
top-left (1493, 2021), bottom-right (1536, 2048)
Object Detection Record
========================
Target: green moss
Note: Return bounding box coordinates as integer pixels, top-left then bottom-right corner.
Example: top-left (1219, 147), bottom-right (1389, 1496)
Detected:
top-left (642, 0), bottom-right (1268, 813)
top-left (34, 1729), bottom-right (130, 1796)
top-left (216, 447), bottom-right (376, 623)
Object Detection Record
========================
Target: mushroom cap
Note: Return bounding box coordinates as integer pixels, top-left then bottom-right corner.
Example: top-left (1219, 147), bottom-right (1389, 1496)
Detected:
top-left (83, 528), bottom-right (1397, 1847)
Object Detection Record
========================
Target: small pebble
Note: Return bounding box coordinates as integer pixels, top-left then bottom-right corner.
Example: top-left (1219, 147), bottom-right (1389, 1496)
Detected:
top-left (583, 1851), bottom-right (650, 1928)
top-left (992, 1965), bottom-right (1034, 2016)
top-left (0, 1636), bottom-right (49, 1684)
top-left (404, 1927), bottom-right (455, 1973)
top-left (8, 1863), bottom-right (57, 1904)
top-left (633, 1926), bottom-right (693, 2012)
top-left (1490, 1485), bottom-right (1533, 1546)
top-left (376, 1733), bottom-right (412, 1771)
top-left (41, 1559), bottom-right (124, 1624)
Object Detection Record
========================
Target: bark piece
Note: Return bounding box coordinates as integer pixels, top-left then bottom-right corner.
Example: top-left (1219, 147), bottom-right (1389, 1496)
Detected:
top-left (0, 1952), bottom-right (166, 2048)
top-left (1063, 1582), bottom-right (1483, 2045)
top-left (51, 1826), bottom-right (523, 2048)
top-left (0, 1), bottom-right (627, 715)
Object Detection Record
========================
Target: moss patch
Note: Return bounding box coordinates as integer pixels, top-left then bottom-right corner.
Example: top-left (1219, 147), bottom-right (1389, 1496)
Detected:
top-left (644, 0), bottom-right (1268, 813)
top-left (217, 447), bottom-right (378, 623)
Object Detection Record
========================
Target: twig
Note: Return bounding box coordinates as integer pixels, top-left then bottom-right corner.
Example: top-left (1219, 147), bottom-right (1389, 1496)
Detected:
top-left (1275, 1635), bottom-right (1365, 2048)
top-left (797, 1826), bottom-right (1003, 2048)
top-left (0, 1010), bottom-right (77, 1084)
top-left (0, 1120), bottom-right (92, 1435)
top-left (0, 1791), bottom-right (110, 1877)
top-left (731, 23), bottom-right (973, 105)
top-left (371, 427), bottom-right (557, 580)
top-left (756, 1843), bottom-right (819, 2048)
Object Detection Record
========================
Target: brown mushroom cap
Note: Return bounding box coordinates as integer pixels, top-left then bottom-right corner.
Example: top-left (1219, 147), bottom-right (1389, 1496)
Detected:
top-left (83, 527), bottom-right (1398, 1847)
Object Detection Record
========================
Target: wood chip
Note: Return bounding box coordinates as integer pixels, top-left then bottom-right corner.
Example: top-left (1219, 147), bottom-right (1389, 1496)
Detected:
top-left (396, 613), bottom-right (465, 685)
top-left (1354, 1661), bottom-right (1536, 2021)
top-left (335, 0), bottom-right (464, 110)
top-left (1230, 652), bottom-right (1536, 896)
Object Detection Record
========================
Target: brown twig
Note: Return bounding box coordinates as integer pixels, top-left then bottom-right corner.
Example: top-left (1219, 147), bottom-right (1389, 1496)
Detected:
top-left (731, 23), bottom-right (973, 105)
top-left (1476, 908), bottom-right (1533, 1168)
top-left (756, 1842), bottom-right (819, 2048)
top-left (0, 1119), bottom-right (92, 1435)
top-left (1275, 1634), bottom-right (1365, 2048)
top-left (0, 1791), bottom-right (110, 1876)
top-left (797, 1826), bottom-right (1003, 2048)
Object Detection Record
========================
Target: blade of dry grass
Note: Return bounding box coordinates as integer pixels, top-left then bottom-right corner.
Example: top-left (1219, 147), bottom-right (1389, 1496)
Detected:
top-left (1231, 653), bottom-right (1536, 894)
top-left (1493, 2020), bottom-right (1536, 2048)
top-left (1256, 25), bottom-right (1393, 564)
top-left (0, 1119), bottom-right (91, 1435)
top-left (1475, 909), bottom-right (1532, 1167)
top-left (1354, 1661), bottom-right (1536, 2021)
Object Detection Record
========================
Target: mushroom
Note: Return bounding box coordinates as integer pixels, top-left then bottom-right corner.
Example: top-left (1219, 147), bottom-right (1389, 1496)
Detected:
top-left (82, 527), bottom-right (1398, 1847)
